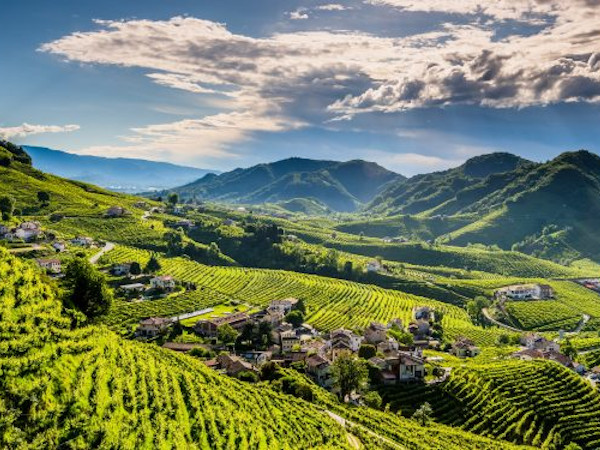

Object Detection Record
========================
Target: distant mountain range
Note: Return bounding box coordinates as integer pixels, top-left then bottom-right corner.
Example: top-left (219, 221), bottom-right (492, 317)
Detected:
top-left (166, 157), bottom-right (402, 212)
top-left (366, 150), bottom-right (600, 262)
top-left (24, 146), bottom-right (216, 193)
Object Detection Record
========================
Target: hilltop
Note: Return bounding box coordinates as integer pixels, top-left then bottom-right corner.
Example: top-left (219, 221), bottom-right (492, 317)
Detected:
top-left (164, 157), bottom-right (402, 212)
top-left (25, 145), bottom-right (216, 193)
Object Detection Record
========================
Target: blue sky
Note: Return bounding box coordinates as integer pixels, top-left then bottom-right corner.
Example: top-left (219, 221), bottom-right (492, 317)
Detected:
top-left (1, 0), bottom-right (600, 175)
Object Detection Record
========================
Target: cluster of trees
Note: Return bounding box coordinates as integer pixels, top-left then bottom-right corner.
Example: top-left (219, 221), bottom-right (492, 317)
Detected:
top-left (62, 257), bottom-right (113, 321)
top-left (0, 196), bottom-right (15, 221)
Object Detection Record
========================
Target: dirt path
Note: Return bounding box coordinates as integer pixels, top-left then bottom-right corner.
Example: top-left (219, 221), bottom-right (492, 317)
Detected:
top-left (89, 241), bottom-right (114, 265)
top-left (8, 244), bottom-right (43, 254)
top-left (326, 410), bottom-right (406, 449)
top-left (482, 308), bottom-right (521, 332)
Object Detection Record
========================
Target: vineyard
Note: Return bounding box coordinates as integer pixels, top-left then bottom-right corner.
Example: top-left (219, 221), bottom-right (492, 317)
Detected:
top-left (102, 246), bottom-right (507, 344)
top-left (381, 359), bottom-right (600, 448)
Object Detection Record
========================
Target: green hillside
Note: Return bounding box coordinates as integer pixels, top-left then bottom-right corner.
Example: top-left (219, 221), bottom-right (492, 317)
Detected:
top-left (166, 158), bottom-right (401, 212)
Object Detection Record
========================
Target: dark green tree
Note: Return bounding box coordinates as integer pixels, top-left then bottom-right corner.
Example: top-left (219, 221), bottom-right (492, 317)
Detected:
top-left (0, 196), bottom-right (15, 221)
top-left (331, 351), bottom-right (368, 401)
top-left (413, 402), bottom-right (433, 426)
top-left (285, 310), bottom-right (304, 327)
top-left (130, 261), bottom-right (142, 276)
top-left (217, 324), bottom-right (239, 346)
top-left (167, 192), bottom-right (179, 206)
top-left (145, 254), bottom-right (161, 273)
top-left (63, 257), bottom-right (113, 320)
top-left (358, 344), bottom-right (377, 360)
top-left (37, 191), bottom-right (50, 205)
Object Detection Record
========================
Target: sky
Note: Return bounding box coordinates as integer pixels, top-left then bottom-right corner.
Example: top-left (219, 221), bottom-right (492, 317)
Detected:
top-left (1, 0), bottom-right (600, 176)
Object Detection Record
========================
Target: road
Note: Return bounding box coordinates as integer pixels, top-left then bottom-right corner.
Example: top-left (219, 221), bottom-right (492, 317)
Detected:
top-left (326, 410), bottom-right (406, 449)
top-left (482, 308), bottom-right (521, 332)
top-left (89, 241), bottom-right (115, 265)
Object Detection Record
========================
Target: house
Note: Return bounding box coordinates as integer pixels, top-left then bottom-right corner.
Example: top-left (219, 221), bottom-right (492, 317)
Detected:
top-left (521, 333), bottom-right (560, 353)
top-left (413, 306), bottom-right (433, 321)
top-left (195, 311), bottom-right (250, 337)
top-left (150, 275), bottom-right (176, 291)
top-left (451, 337), bottom-right (480, 358)
top-left (241, 351), bottom-right (272, 366)
top-left (120, 283), bottom-right (146, 293)
top-left (0, 224), bottom-right (9, 236)
top-left (217, 354), bottom-right (257, 376)
top-left (366, 260), bottom-right (382, 273)
top-left (368, 356), bottom-right (387, 369)
top-left (52, 241), bottom-right (67, 252)
top-left (262, 309), bottom-right (285, 327)
top-left (267, 298), bottom-right (299, 315)
top-left (15, 222), bottom-right (42, 242)
top-left (329, 329), bottom-right (363, 352)
top-left (112, 263), bottom-right (132, 276)
top-left (175, 219), bottom-right (195, 229)
top-left (408, 320), bottom-right (431, 339)
top-left (223, 219), bottom-right (236, 226)
top-left (71, 236), bottom-right (94, 247)
top-left (512, 348), bottom-right (544, 361)
top-left (364, 322), bottom-right (388, 345)
top-left (495, 283), bottom-right (554, 300)
top-left (306, 354), bottom-right (333, 387)
top-left (392, 351), bottom-right (426, 382)
top-left (135, 317), bottom-right (172, 338)
top-left (376, 337), bottom-right (400, 355)
top-left (106, 206), bottom-right (128, 217)
top-left (280, 329), bottom-right (301, 353)
top-left (36, 258), bottom-right (62, 274)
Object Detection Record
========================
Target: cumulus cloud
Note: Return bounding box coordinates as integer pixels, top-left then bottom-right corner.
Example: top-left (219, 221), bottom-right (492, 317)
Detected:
top-left (38, 2), bottom-right (600, 161)
top-left (0, 123), bottom-right (80, 140)
top-left (289, 8), bottom-right (309, 19)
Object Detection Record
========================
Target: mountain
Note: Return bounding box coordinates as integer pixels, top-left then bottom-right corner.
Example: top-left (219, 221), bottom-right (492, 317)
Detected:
top-left (167, 157), bottom-right (402, 212)
top-left (25, 145), bottom-right (216, 193)
top-left (368, 150), bottom-right (600, 262)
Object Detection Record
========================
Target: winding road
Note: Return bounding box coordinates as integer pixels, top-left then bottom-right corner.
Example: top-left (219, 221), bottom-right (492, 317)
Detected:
top-left (89, 241), bottom-right (115, 265)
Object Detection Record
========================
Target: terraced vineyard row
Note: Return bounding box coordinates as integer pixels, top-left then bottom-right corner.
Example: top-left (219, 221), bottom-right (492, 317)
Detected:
top-left (105, 246), bottom-right (498, 342)
top-left (439, 360), bottom-right (600, 448)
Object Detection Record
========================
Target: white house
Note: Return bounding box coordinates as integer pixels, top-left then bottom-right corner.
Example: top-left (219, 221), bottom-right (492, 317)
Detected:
top-left (36, 258), bottom-right (62, 274)
top-left (15, 227), bottom-right (41, 242)
top-left (71, 236), bottom-right (94, 247)
top-left (329, 329), bottom-right (363, 353)
top-left (19, 221), bottom-right (41, 230)
top-left (495, 284), bottom-right (554, 300)
top-left (280, 329), bottom-right (301, 353)
top-left (112, 263), bottom-right (132, 276)
top-left (150, 275), bottom-right (176, 291)
top-left (267, 298), bottom-right (299, 315)
top-left (120, 283), bottom-right (146, 293)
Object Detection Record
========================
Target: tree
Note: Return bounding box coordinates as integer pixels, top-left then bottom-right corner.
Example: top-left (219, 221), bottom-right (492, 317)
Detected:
top-left (63, 257), bottom-right (113, 320)
top-left (237, 370), bottom-right (258, 383)
top-left (145, 254), bottom-right (161, 273)
top-left (358, 344), bottom-right (377, 360)
top-left (331, 351), bottom-right (369, 401)
top-left (412, 402), bottom-right (433, 426)
top-left (167, 192), bottom-right (179, 206)
top-left (130, 261), bottom-right (142, 276)
top-left (217, 324), bottom-right (239, 346)
top-left (294, 298), bottom-right (306, 315)
top-left (37, 191), bottom-right (50, 205)
top-left (0, 195), bottom-right (15, 221)
top-left (466, 296), bottom-right (490, 325)
top-left (562, 338), bottom-right (577, 360)
top-left (363, 391), bottom-right (382, 409)
top-left (260, 361), bottom-right (282, 381)
top-left (285, 310), bottom-right (304, 328)
top-left (208, 242), bottom-right (221, 258)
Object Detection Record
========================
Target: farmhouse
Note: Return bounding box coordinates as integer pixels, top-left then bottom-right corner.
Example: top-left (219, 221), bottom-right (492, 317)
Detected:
top-left (364, 321), bottom-right (388, 345)
top-left (495, 283), bottom-right (554, 300)
top-left (217, 354), bottom-right (257, 376)
top-left (280, 329), bottom-right (301, 353)
top-left (195, 311), bottom-right (250, 337)
top-left (112, 263), bottom-right (132, 276)
top-left (451, 337), bottom-right (481, 358)
top-left (71, 236), bottom-right (94, 247)
top-left (175, 219), bottom-right (195, 229)
top-left (520, 333), bottom-right (560, 353)
top-left (106, 206), bottom-right (128, 217)
top-left (150, 275), bottom-right (176, 291)
top-left (36, 258), bottom-right (62, 274)
top-left (267, 298), bottom-right (299, 315)
top-left (135, 317), bottom-right (172, 338)
top-left (15, 222), bottom-right (42, 242)
top-left (306, 354), bottom-right (333, 388)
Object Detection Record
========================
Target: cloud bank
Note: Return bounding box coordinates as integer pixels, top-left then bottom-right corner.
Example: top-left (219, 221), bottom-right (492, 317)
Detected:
top-left (0, 123), bottom-right (80, 140)
top-left (39, 0), bottom-right (600, 165)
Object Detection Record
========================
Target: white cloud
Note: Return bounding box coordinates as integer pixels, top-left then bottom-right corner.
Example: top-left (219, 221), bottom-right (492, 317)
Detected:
top-left (38, 3), bottom-right (600, 162)
top-left (316, 4), bottom-right (353, 11)
top-left (0, 123), bottom-right (80, 140)
top-left (289, 8), bottom-right (309, 19)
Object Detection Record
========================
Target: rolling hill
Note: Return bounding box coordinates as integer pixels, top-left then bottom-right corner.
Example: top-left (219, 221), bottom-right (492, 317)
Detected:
top-left (165, 157), bottom-right (402, 212)
top-left (25, 145), bottom-right (216, 193)
top-left (366, 150), bottom-right (600, 262)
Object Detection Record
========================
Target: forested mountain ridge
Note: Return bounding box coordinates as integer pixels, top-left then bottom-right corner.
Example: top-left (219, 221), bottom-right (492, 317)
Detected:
top-left (165, 157), bottom-right (402, 212)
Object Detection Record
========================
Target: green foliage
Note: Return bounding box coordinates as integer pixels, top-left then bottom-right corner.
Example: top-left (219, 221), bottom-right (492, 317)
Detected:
top-left (0, 195), bottom-right (15, 220)
top-left (285, 309), bottom-right (304, 327)
top-left (167, 192), bottom-right (179, 206)
top-left (363, 391), bottom-right (383, 409)
top-left (413, 402), bottom-right (433, 426)
top-left (332, 351), bottom-right (369, 400)
top-left (145, 253), bottom-right (161, 273)
top-left (358, 344), bottom-right (377, 359)
top-left (466, 296), bottom-right (490, 325)
top-left (63, 257), bottom-right (113, 319)
top-left (217, 323), bottom-right (239, 345)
